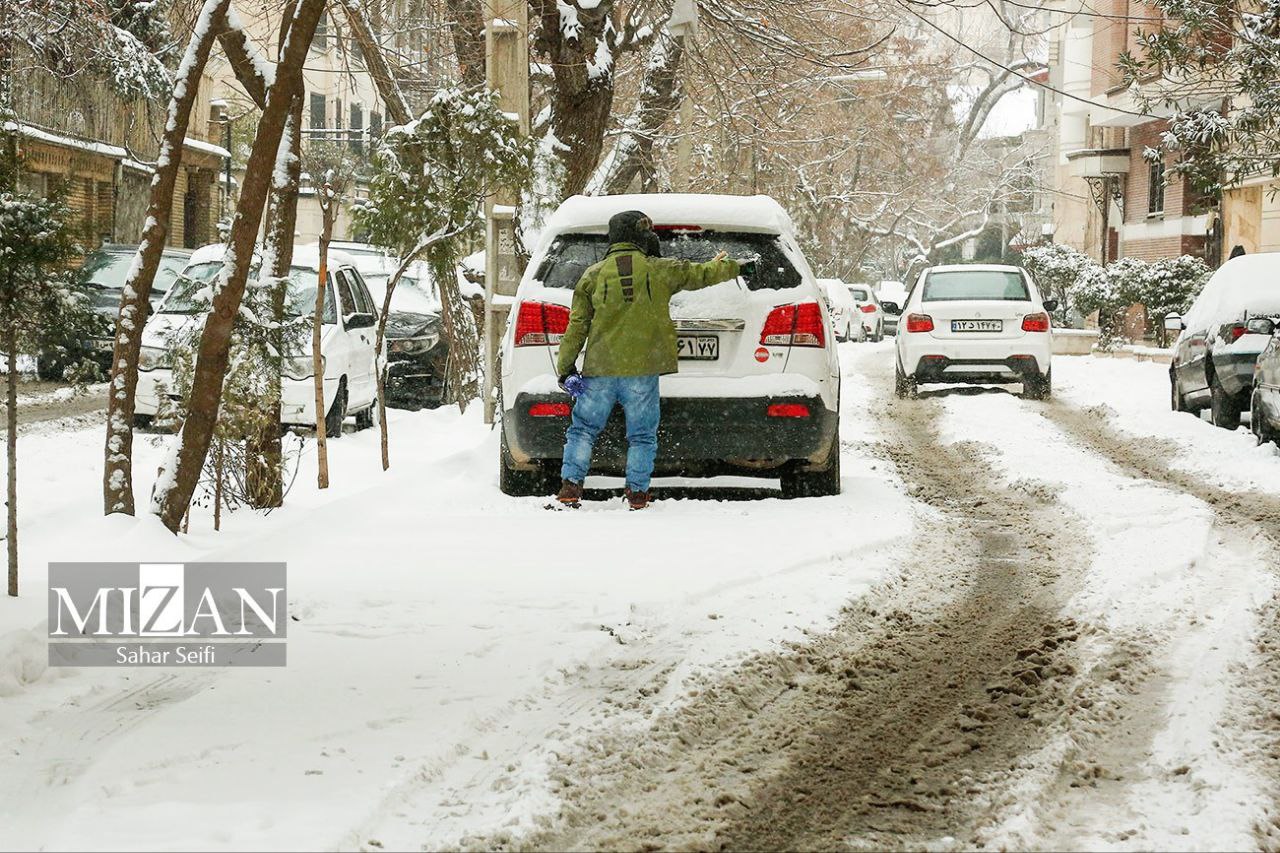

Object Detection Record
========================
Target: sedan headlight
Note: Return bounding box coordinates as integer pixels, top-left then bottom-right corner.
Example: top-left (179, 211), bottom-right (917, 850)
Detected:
top-left (139, 346), bottom-right (170, 371)
top-left (389, 337), bottom-right (433, 356)
top-left (283, 355), bottom-right (323, 380)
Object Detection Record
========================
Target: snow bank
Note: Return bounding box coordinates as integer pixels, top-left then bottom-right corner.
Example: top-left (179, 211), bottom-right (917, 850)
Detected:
top-left (0, 362), bottom-right (909, 849)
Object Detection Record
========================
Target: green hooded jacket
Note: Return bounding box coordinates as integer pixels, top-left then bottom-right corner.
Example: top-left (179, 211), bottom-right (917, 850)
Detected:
top-left (555, 243), bottom-right (742, 378)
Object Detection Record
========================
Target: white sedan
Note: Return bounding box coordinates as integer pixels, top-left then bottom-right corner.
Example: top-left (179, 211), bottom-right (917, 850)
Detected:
top-left (894, 264), bottom-right (1055, 399)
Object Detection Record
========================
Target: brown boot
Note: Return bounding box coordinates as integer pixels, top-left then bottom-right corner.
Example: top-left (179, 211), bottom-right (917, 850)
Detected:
top-left (624, 487), bottom-right (650, 511)
top-left (557, 479), bottom-right (583, 507)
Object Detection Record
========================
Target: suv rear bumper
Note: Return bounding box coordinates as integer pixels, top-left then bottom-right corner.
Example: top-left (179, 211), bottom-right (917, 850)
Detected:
top-left (910, 355), bottom-right (1047, 385)
top-left (503, 392), bottom-right (838, 477)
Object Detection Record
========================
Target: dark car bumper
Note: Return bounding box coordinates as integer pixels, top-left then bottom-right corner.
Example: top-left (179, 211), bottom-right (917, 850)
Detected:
top-left (503, 392), bottom-right (838, 478)
top-left (1212, 351), bottom-right (1263, 398)
top-left (913, 356), bottom-right (1045, 385)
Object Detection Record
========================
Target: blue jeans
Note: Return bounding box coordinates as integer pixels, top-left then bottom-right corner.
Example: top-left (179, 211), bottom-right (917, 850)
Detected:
top-left (561, 374), bottom-right (660, 492)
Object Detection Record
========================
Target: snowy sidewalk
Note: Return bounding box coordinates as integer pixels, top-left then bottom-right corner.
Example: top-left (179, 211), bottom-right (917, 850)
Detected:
top-left (0, 345), bottom-right (911, 850)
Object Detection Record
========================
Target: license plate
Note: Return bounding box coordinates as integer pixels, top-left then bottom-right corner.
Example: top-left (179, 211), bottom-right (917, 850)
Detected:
top-left (93, 339), bottom-right (114, 352)
top-left (677, 335), bottom-right (719, 360)
top-left (951, 320), bottom-right (1002, 333)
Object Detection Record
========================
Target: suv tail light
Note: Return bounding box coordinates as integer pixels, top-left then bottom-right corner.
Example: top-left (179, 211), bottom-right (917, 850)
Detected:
top-left (859, 304), bottom-right (877, 313)
top-left (1227, 323), bottom-right (1246, 342)
top-left (905, 313), bottom-right (934, 333)
top-left (514, 301), bottom-right (570, 346)
top-left (761, 302), bottom-right (826, 347)
top-left (1022, 312), bottom-right (1051, 332)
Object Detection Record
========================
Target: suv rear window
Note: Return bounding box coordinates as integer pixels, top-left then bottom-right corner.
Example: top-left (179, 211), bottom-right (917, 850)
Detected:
top-left (849, 288), bottom-right (869, 301)
top-left (533, 231), bottom-right (801, 291)
top-left (922, 270), bottom-right (1029, 302)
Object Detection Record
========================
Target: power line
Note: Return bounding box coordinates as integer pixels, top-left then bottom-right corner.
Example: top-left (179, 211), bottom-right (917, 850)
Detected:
top-left (894, 0), bottom-right (1162, 120)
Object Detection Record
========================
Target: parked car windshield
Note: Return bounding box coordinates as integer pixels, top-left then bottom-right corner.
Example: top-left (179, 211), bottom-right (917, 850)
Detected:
top-left (922, 270), bottom-right (1030, 302)
top-left (81, 250), bottom-right (187, 297)
top-left (533, 231), bottom-right (802, 291)
top-left (364, 273), bottom-right (439, 315)
top-left (162, 262), bottom-right (336, 323)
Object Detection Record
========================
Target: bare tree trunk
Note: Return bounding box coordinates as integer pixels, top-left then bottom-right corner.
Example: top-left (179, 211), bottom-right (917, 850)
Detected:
top-left (213, 440), bottom-right (223, 531)
top-left (531, 0), bottom-right (619, 198)
top-left (447, 0), bottom-right (486, 89)
top-left (103, 0), bottom-right (232, 517)
top-left (246, 97), bottom-right (303, 509)
top-left (313, 197), bottom-right (334, 489)
top-left (595, 32), bottom-right (684, 194)
top-left (153, 0), bottom-right (328, 534)
top-left (339, 0), bottom-right (412, 126)
top-left (373, 249), bottom-right (427, 470)
top-left (6, 330), bottom-right (17, 597)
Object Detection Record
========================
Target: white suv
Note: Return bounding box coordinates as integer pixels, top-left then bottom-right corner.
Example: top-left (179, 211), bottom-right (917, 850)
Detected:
top-left (135, 244), bottom-right (382, 436)
top-left (894, 264), bottom-right (1055, 399)
top-left (498, 193), bottom-right (841, 498)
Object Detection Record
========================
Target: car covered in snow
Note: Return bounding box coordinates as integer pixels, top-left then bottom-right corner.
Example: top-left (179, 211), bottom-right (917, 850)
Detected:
top-left (498, 193), bottom-right (841, 498)
top-left (894, 264), bottom-right (1056, 399)
top-left (1167, 253), bottom-right (1280, 429)
top-left (38, 244), bottom-right (191, 380)
top-left (820, 277), bottom-right (861, 342)
top-left (134, 244), bottom-right (382, 436)
top-left (847, 283), bottom-right (885, 341)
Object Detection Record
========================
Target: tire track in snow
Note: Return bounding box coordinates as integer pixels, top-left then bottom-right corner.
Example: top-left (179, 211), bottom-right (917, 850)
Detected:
top-left (472, 348), bottom-right (1092, 852)
top-left (1039, 399), bottom-right (1280, 849)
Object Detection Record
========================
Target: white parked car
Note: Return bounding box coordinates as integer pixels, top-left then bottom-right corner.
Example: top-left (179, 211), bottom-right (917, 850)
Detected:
top-left (498, 193), bottom-right (841, 498)
top-left (847, 284), bottom-right (885, 341)
top-left (820, 278), bottom-right (862, 342)
top-left (135, 244), bottom-right (382, 436)
top-left (894, 264), bottom-right (1055, 399)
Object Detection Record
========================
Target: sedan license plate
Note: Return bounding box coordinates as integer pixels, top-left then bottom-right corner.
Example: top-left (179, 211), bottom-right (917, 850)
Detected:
top-left (677, 335), bottom-right (719, 360)
top-left (951, 319), bottom-right (1002, 333)
top-left (93, 339), bottom-right (114, 352)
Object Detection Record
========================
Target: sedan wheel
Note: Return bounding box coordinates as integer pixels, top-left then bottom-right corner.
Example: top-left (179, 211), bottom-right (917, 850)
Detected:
top-left (1210, 376), bottom-right (1242, 430)
top-left (1170, 373), bottom-right (1187, 413)
top-left (1253, 388), bottom-right (1278, 446)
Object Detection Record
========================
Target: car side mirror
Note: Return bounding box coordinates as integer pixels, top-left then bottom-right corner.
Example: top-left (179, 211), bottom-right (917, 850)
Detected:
top-left (1042, 298), bottom-right (1059, 313)
top-left (1164, 313), bottom-right (1185, 333)
top-left (345, 312), bottom-right (376, 330)
top-left (1245, 317), bottom-right (1276, 336)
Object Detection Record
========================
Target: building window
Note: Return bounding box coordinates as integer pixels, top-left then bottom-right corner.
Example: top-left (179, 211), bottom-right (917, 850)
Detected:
top-left (309, 93), bottom-right (326, 140)
top-left (369, 112), bottom-right (383, 141)
top-left (350, 104), bottom-right (363, 153)
top-left (311, 13), bottom-right (328, 51)
top-left (334, 99), bottom-right (343, 132)
top-left (1148, 158), bottom-right (1165, 215)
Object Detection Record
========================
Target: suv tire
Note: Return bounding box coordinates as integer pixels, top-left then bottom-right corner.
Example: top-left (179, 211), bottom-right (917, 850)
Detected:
top-left (499, 430), bottom-right (555, 496)
top-left (781, 438), bottom-right (841, 499)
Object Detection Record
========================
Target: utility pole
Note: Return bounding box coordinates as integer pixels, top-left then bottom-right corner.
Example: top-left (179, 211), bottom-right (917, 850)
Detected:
top-left (670, 0), bottom-right (699, 190)
top-left (482, 1), bottom-right (530, 425)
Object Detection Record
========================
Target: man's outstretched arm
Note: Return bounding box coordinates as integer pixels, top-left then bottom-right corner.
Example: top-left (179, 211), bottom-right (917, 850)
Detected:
top-left (662, 252), bottom-right (742, 293)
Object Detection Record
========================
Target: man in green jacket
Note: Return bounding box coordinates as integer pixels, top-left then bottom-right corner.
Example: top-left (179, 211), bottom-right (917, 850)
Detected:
top-left (555, 210), bottom-right (744, 510)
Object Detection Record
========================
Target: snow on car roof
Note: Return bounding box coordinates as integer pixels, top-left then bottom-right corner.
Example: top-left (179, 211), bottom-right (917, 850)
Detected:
top-left (924, 264), bottom-right (1024, 274)
top-left (546, 193), bottom-right (795, 237)
top-left (1182, 252), bottom-right (1280, 332)
top-left (185, 243), bottom-right (361, 274)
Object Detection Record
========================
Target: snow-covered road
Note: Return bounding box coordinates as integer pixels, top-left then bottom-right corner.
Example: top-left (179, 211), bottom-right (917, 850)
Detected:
top-left (1, 344), bottom-right (1279, 851)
